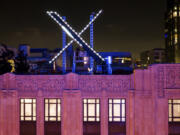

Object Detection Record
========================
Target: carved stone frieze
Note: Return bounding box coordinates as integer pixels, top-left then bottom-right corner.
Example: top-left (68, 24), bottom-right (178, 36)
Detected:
top-left (156, 65), bottom-right (180, 98)
top-left (165, 67), bottom-right (180, 89)
top-left (78, 75), bottom-right (131, 93)
top-left (16, 75), bottom-right (65, 91)
top-left (2, 90), bottom-right (16, 98)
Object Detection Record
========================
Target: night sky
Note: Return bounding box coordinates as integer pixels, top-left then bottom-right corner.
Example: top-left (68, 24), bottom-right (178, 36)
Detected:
top-left (0, 0), bottom-right (166, 58)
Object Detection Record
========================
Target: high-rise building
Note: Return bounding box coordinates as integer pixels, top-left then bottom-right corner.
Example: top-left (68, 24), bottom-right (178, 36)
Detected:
top-left (165, 0), bottom-right (180, 63)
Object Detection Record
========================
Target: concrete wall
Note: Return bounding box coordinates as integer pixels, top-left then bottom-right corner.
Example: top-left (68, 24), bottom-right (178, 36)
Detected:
top-left (0, 64), bottom-right (180, 135)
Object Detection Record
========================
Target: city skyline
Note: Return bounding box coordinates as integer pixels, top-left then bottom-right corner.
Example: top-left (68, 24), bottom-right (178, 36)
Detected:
top-left (0, 0), bottom-right (166, 58)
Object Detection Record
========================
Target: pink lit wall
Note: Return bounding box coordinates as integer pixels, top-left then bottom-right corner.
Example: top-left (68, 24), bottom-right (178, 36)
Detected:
top-left (0, 64), bottom-right (180, 135)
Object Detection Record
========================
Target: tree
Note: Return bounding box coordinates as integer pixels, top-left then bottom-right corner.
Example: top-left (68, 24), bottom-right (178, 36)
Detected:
top-left (0, 44), bottom-right (14, 75)
top-left (15, 50), bottom-right (29, 74)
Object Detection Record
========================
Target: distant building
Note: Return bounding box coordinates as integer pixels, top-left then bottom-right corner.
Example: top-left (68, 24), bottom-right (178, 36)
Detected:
top-left (133, 59), bottom-right (143, 69)
top-left (165, 0), bottom-right (180, 63)
top-left (140, 48), bottom-right (166, 68)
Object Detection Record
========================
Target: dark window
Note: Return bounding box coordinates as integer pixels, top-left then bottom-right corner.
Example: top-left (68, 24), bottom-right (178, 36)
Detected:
top-left (109, 99), bottom-right (126, 135)
top-left (44, 99), bottom-right (61, 135)
top-left (20, 98), bottom-right (36, 135)
top-left (83, 99), bottom-right (100, 135)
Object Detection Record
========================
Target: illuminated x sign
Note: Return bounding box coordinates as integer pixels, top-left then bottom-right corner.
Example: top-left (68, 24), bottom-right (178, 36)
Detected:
top-left (47, 10), bottom-right (105, 64)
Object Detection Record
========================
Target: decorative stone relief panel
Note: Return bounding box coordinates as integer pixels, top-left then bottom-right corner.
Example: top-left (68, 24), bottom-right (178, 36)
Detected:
top-left (2, 90), bottom-right (16, 98)
top-left (165, 66), bottom-right (180, 89)
top-left (16, 75), bottom-right (65, 91)
top-left (79, 76), bottom-right (102, 92)
top-left (165, 89), bottom-right (180, 98)
top-left (79, 75), bottom-right (131, 94)
top-left (155, 65), bottom-right (180, 98)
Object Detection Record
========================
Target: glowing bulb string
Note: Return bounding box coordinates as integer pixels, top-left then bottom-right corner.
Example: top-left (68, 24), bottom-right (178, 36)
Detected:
top-left (47, 10), bottom-right (104, 64)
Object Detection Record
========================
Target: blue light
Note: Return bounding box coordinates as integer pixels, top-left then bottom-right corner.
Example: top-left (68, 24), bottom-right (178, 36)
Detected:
top-left (165, 34), bottom-right (168, 38)
top-left (62, 16), bottom-right (66, 74)
top-left (107, 56), bottom-right (112, 64)
top-left (90, 13), bottom-right (94, 74)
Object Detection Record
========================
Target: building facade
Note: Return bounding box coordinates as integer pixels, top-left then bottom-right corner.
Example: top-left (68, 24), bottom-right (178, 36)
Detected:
top-left (165, 0), bottom-right (180, 63)
top-left (0, 64), bottom-right (180, 135)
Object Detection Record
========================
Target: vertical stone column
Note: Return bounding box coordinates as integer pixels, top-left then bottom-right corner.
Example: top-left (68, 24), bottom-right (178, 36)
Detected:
top-left (62, 90), bottom-right (82, 135)
top-left (12, 91), bottom-right (19, 135)
top-left (127, 90), bottom-right (135, 135)
top-left (100, 90), bottom-right (108, 135)
top-left (0, 73), bottom-right (19, 135)
top-left (154, 98), bottom-right (168, 135)
top-left (0, 90), bottom-right (18, 135)
top-left (37, 90), bottom-right (44, 135)
top-left (151, 65), bottom-right (168, 135)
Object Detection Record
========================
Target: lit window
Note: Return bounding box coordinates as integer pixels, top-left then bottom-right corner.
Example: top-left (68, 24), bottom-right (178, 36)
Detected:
top-left (45, 99), bottom-right (61, 121)
top-left (174, 28), bottom-right (178, 33)
top-left (169, 99), bottom-right (180, 122)
top-left (173, 11), bottom-right (177, 17)
top-left (174, 6), bottom-right (177, 10)
top-left (83, 99), bottom-right (100, 122)
top-left (122, 59), bottom-right (125, 63)
top-left (84, 57), bottom-right (88, 65)
top-left (20, 98), bottom-right (36, 121)
top-left (109, 99), bottom-right (126, 122)
top-left (174, 34), bottom-right (178, 44)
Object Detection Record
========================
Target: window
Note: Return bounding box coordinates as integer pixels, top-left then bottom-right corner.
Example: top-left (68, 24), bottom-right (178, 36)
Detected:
top-left (109, 99), bottom-right (126, 122)
top-left (173, 11), bottom-right (177, 17)
top-left (169, 99), bottom-right (180, 122)
top-left (174, 6), bottom-right (177, 10)
top-left (174, 34), bottom-right (178, 44)
top-left (20, 98), bottom-right (36, 121)
top-left (83, 99), bottom-right (100, 122)
top-left (45, 99), bottom-right (61, 121)
top-left (174, 28), bottom-right (178, 33)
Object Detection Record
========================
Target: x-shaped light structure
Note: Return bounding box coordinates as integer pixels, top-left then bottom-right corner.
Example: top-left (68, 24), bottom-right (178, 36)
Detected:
top-left (47, 10), bottom-right (105, 64)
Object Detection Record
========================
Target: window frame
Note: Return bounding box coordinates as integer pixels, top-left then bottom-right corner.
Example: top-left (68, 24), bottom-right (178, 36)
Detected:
top-left (83, 98), bottom-right (100, 122)
top-left (20, 98), bottom-right (36, 121)
top-left (44, 98), bottom-right (61, 122)
top-left (169, 99), bottom-right (180, 122)
top-left (108, 98), bottom-right (126, 122)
